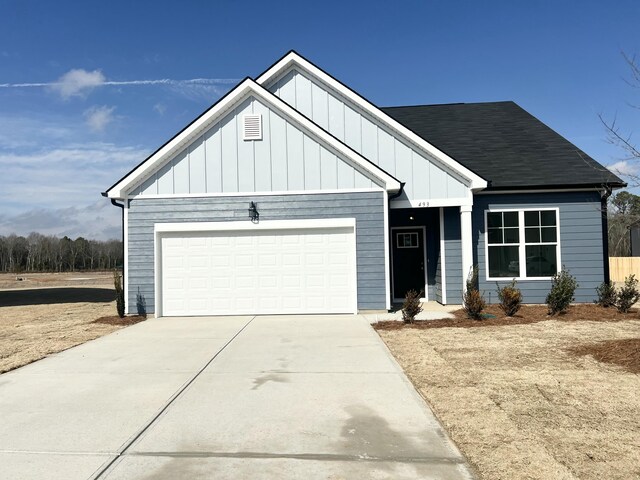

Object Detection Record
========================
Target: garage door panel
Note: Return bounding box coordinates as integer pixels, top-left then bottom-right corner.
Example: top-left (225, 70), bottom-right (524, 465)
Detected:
top-left (160, 226), bottom-right (356, 316)
top-left (259, 276), bottom-right (278, 288)
top-left (258, 254), bottom-right (277, 267)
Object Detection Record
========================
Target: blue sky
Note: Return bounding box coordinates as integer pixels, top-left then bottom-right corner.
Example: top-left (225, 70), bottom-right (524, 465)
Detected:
top-left (0, 0), bottom-right (638, 239)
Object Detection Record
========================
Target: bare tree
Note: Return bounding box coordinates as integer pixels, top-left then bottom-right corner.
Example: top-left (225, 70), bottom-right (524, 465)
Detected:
top-left (600, 51), bottom-right (640, 186)
top-left (598, 52), bottom-right (640, 257)
top-left (0, 233), bottom-right (123, 273)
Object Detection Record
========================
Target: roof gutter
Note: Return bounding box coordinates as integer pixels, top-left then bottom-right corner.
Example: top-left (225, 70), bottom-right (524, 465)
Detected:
top-left (388, 182), bottom-right (406, 201)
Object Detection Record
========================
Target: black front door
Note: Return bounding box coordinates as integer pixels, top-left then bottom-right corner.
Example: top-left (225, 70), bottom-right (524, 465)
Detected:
top-left (392, 228), bottom-right (426, 300)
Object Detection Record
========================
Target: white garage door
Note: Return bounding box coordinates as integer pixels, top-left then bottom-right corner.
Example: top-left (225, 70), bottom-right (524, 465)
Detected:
top-left (160, 226), bottom-right (356, 316)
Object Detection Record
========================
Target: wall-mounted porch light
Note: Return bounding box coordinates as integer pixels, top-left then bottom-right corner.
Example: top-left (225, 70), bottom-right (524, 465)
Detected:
top-left (248, 201), bottom-right (259, 223)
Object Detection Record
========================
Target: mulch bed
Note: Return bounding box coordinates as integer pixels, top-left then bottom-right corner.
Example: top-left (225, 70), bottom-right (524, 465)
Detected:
top-left (569, 338), bottom-right (640, 374)
top-left (91, 315), bottom-right (147, 326)
top-left (374, 303), bottom-right (640, 330)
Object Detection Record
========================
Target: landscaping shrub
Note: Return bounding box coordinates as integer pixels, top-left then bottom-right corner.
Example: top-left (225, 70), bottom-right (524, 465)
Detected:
top-left (136, 288), bottom-right (147, 318)
top-left (496, 280), bottom-right (523, 317)
top-left (402, 289), bottom-right (423, 323)
top-left (546, 267), bottom-right (578, 315)
top-left (595, 281), bottom-right (617, 308)
top-left (616, 275), bottom-right (640, 313)
top-left (463, 266), bottom-right (486, 320)
top-left (113, 269), bottom-right (125, 318)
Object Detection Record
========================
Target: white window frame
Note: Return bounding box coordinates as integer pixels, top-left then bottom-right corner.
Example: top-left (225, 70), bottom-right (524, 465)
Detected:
top-left (484, 207), bottom-right (561, 281)
top-left (396, 232), bottom-right (419, 249)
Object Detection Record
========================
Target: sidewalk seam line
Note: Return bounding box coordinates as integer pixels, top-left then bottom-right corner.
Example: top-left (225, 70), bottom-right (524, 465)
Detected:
top-left (89, 316), bottom-right (256, 480)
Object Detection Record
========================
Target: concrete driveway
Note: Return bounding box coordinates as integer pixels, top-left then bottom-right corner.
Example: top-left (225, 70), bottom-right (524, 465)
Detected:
top-left (0, 315), bottom-right (474, 479)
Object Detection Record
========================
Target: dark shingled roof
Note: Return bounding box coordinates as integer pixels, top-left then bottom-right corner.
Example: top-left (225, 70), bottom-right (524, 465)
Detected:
top-left (381, 101), bottom-right (625, 190)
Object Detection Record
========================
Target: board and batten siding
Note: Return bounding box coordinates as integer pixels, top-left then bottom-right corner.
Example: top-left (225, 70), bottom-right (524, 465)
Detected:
top-left (127, 191), bottom-right (387, 314)
top-left (473, 191), bottom-right (605, 304)
top-left (265, 68), bottom-right (469, 202)
top-left (443, 207), bottom-right (463, 304)
top-left (128, 95), bottom-right (381, 197)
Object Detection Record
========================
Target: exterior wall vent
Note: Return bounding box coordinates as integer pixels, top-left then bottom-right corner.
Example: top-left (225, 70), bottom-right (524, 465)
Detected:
top-left (243, 114), bottom-right (262, 141)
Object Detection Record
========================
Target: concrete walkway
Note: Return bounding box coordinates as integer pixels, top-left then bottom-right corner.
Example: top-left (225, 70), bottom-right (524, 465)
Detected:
top-left (0, 315), bottom-right (474, 479)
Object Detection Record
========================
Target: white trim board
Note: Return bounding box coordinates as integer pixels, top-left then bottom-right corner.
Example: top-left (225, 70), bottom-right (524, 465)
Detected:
top-left (257, 52), bottom-right (487, 191)
top-left (390, 196), bottom-right (473, 209)
top-left (130, 187), bottom-right (384, 200)
top-left (123, 201), bottom-right (129, 314)
top-left (106, 78), bottom-right (401, 199)
top-left (383, 195), bottom-right (391, 310)
top-left (439, 207), bottom-right (447, 305)
top-left (154, 217), bottom-right (356, 234)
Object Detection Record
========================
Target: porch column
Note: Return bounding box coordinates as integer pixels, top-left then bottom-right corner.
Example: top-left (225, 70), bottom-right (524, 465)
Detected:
top-left (460, 205), bottom-right (473, 295)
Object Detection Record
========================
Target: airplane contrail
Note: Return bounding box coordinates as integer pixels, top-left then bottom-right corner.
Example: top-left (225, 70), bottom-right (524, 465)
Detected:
top-left (0, 78), bottom-right (240, 88)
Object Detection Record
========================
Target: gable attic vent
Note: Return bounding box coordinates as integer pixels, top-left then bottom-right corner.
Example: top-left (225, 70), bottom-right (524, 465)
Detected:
top-left (243, 114), bottom-right (262, 141)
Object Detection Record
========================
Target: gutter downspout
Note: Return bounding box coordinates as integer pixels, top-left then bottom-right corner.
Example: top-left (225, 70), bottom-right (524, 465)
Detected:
top-left (601, 186), bottom-right (612, 284)
top-left (386, 183), bottom-right (405, 307)
top-left (109, 197), bottom-right (126, 296)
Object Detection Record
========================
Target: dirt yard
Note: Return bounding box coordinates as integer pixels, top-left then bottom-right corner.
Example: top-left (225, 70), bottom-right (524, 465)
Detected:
top-left (0, 272), bottom-right (145, 374)
top-left (376, 307), bottom-right (640, 480)
top-left (0, 271), bottom-right (113, 290)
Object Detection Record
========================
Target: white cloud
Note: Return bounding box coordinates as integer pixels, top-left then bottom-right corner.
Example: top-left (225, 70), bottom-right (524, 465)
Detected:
top-left (0, 115), bottom-right (75, 149)
top-left (607, 160), bottom-right (639, 177)
top-left (50, 68), bottom-right (106, 99)
top-left (0, 142), bottom-right (150, 217)
top-left (153, 103), bottom-right (166, 115)
top-left (0, 201), bottom-right (121, 240)
top-left (84, 105), bottom-right (116, 132)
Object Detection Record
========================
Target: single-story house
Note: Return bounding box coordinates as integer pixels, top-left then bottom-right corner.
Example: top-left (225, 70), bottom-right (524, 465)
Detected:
top-left (104, 51), bottom-right (625, 317)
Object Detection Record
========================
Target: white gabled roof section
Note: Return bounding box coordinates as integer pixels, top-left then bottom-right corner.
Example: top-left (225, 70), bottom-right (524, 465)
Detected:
top-left (105, 78), bottom-right (401, 199)
top-left (257, 51), bottom-right (488, 191)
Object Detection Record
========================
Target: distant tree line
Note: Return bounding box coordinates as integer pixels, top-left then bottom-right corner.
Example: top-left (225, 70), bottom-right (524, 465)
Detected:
top-left (609, 191), bottom-right (640, 257)
top-left (0, 233), bottom-right (123, 273)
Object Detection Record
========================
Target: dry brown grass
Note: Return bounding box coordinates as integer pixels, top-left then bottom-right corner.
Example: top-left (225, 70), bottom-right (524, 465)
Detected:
top-left (377, 314), bottom-right (640, 480)
top-left (0, 274), bottom-right (145, 374)
top-left (0, 300), bottom-right (129, 373)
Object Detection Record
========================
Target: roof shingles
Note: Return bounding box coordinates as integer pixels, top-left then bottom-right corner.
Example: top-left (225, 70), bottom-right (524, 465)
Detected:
top-left (382, 101), bottom-right (625, 190)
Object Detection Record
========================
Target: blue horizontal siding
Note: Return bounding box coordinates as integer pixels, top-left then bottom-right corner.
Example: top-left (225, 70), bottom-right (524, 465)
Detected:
top-left (473, 191), bottom-right (605, 304)
top-left (443, 207), bottom-right (463, 304)
top-left (127, 191), bottom-right (387, 314)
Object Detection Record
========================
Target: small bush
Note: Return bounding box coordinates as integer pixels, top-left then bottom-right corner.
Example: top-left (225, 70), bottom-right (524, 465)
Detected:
top-left (402, 289), bottom-right (423, 323)
top-left (595, 281), bottom-right (617, 308)
top-left (616, 275), bottom-right (640, 313)
top-left (463, 266), bottom-right (486, 320)
top-left (113, 269), bottom-right (125, 318)
top-left (497, 280), bottom-right (523, 317)
top-left (136, 288), bottom-right (147, 318)
top-left (546, 267), bottom-right (578, 315)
